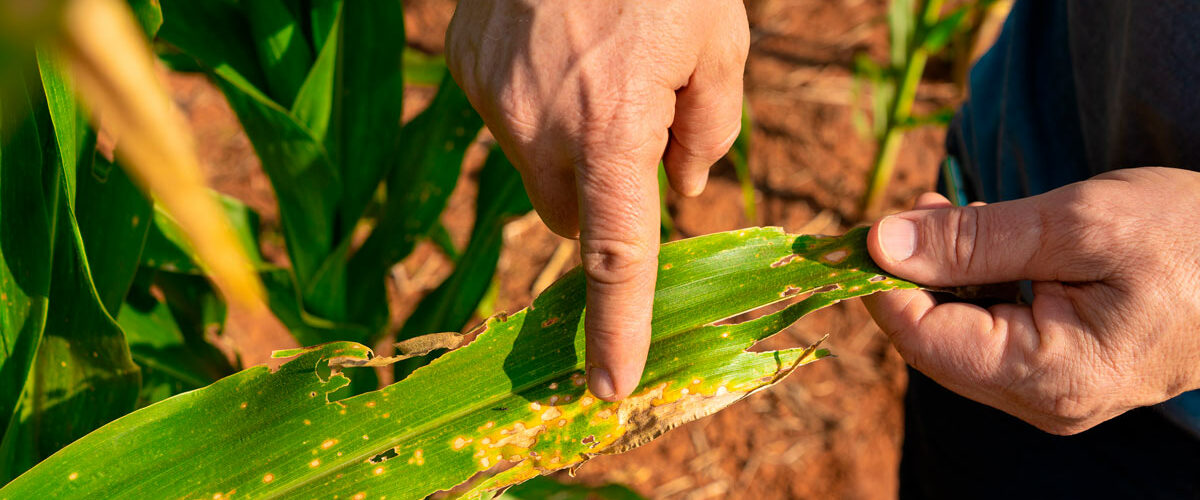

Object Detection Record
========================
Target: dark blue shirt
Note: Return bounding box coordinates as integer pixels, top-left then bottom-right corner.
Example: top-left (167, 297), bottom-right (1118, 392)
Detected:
top-left (949, 0), bottom-right (1200, 437)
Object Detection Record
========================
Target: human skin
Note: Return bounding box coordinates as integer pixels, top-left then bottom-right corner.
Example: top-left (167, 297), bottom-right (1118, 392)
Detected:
top-left (864, 167), bottom-right (1200, 434)
top-left (445, 0), bottom-right (749, 400)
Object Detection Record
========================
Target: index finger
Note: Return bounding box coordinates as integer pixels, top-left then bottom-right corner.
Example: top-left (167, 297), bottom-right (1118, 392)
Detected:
top-left (576, 129), bottom-right (667, 402)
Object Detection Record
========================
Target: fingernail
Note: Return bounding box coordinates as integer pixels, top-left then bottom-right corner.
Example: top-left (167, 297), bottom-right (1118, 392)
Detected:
top-left (588, 366), bottom-right (616, 399)
top-left (878, 216), bottom-right (916, 262)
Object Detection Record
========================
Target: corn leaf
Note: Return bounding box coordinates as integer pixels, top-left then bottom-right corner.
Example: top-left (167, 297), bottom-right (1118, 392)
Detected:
top-left (160, 0), bottom-right (342, 298)
top-left (393, 147), bottom-right (532, 378)
top-left (139, 194), bottom-right (267, 275)
top-left (0, 51), bottom-right (144, 482)
top-left (73, 153), bottom-right (152, 314)
top-left (0, 227), bottom-right (915, 498)
top-left (346, 73), bottom-right (483, 332)
top-left (329, 0), bottom-right (406, 231)
top-left (0, 70), bottom-right (55, 454)
top-left (243, 0), bottom-right (313, 106)
top-left (119, 270), bottom-right (235, 406)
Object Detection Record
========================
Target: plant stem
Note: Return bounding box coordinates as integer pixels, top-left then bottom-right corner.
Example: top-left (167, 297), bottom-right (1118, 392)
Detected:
top-left (861, 0), bottom-right (944, 218)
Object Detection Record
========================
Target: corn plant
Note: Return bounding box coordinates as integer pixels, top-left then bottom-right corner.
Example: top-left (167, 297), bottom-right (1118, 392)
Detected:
top-left (0, 0), bottom-right (920, 497)
top-left (856, 0), bottom-right (1000, 217)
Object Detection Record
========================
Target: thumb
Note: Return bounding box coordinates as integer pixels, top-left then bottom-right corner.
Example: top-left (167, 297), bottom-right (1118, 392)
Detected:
top-left (867, 194), bottom-right (1102, 286)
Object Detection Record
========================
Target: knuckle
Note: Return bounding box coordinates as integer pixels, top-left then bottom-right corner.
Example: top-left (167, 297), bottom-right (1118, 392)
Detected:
top-left (580, 237), bottom-right (653, 286)
top-left (939, 208), bottom-right (981, 275)
top-left (675, 131), bottom-right (736, 166)
top-left (586, 325), bottom-right (644, 345)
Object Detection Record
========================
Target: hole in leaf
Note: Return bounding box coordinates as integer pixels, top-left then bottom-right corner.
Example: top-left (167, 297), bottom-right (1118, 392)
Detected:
top-left (370, 448), bottom-right (399, 464)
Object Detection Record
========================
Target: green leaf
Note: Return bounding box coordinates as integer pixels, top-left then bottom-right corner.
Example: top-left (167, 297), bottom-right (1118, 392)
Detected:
top-left (0, 227), bottom-right (916, 498)
top-left (140, 193), bottom-right (267, 275)
top-left (159, 1), bottom-right (345, 282)
top-left (0, 159), bottom-right (140, 484)
top-left (329, 0), bottom-right (406, 231)
top-left (921, 7), bottom-right (968, 53)
top-left (119, 271), bottom-right (235, 406)
top-left (403, 48), bottom-right (447, 87)
top-left (428, 221), bottom-right (460, 261)
top-left (0, 55), bottom-right (143, 482)
top-left (126, 0), bottom-right (163, 37)
top-left (290, 5), bottom-right (340, 145)
top-left (658, 161), bottom-right (674, 240)
top-left (158, 0), bottom-right (271, 95)
top-left (393, 148), bottom-right (532, 378)
top-left (0, 71), bottom-right (55, 450)
top-left (888, 0), bottom-right (915, 67)
top-left (73, 153), bottom-right (152, 315)
top-left (343, 73), bottom-right (482, 333)
top-left (35, 48), bottom-right (84, 210)
top-left (307, 0), bottom-right (342, 53)
top-left (242, 0), bottom-right (314, 106)
top-left (725, 101), bottom-right (756, 222)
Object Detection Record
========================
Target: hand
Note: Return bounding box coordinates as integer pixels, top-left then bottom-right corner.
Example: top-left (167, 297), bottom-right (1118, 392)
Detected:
top-left (446, 0), bottom-right (749, 400)
top-left (863, 167), bottom-right (1200, 434)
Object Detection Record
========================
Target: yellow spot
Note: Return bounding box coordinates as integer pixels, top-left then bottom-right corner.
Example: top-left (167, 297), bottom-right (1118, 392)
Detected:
top-left (681, 388), bottom-right (690, 395)
top-left (480, 457), bottom-right (490, 468)
top-left (721, 332), bottom-right (729, 338)
top-left (373, 466), bottom-right (385, 475)
top-left (362, 435), bottom-right (369, 440)
top-left (382, 413), bottom-right (390, 418)
top-left (715, 386), bottom-right (729, 396)
top-left (262, 473), bottom-right (274, 483)
top-left (60, 361), bottom-right (67, 368)
top-left (303, 419), bottom-right (311, 425)
top-left (541, 407), bottom-right (562, 421)
top-left (662, 263), bottom-right (673, 270)
top-left (339, 409), bottom-right (347, 415)
top-left (481, 437), bottom-right (492, 445)
top-left (310, 459), bottom-right (321, 467)
top-left (452, 437), bottom-right (472, 450)
top-left (239, 402), bottom-right (247, 409)
top-left (353, 493), bottom-right (366, 500)
top-left (692, 378), bottom-right (701, 385)
top-left (213, 494), bottom-right (223, 500)
top-left (481, 421), bottom-right (495, 430)
top-left (68, 472), bottom-right (78, 481)
top-left (557, 420), bottom-right (567, 428)
top-left (321, 439), bottom-right (337, 450)
top-left (596, 409), bottom-right (613, 420)
top-left (548, 382), bottom-right (559, 390)
top-left (530, 402), bottom-right (541, 411)
top-left (580, 396), bottom-right (594, 407)
top-left (407, 449), bottom-right (425, 465)
top-left (365, 401), bottom-right (376, 408)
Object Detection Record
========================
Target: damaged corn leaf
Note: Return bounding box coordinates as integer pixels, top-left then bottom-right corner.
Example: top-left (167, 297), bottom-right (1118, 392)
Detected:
top-left (0, 227), bottom-right (915, 499)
